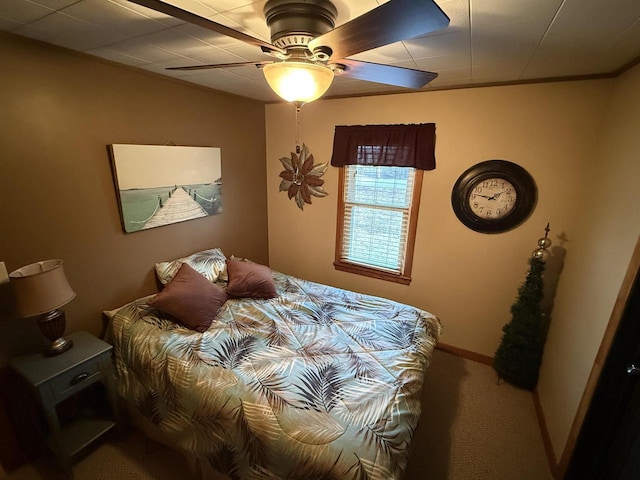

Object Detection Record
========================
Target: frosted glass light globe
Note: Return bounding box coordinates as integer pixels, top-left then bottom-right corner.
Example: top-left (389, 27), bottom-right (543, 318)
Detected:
top-left (263, 62), bottom-right (334, 103)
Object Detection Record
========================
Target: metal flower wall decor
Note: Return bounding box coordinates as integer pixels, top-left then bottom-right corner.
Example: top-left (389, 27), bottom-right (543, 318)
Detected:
top-left (278, 144), bottom-right (328, 210)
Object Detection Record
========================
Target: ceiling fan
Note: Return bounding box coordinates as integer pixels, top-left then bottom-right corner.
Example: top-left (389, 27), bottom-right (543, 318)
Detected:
top-left (128, 0), bottom-right (450, 104)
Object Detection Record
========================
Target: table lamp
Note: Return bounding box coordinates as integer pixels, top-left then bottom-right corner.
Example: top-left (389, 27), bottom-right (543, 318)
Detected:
top-left (10, 259), bottom-right (76, 356)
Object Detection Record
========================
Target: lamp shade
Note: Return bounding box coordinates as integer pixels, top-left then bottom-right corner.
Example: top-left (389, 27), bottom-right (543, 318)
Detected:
top-left (10, 260), bottom-right (75, 318)
top-left (263, 62), bottom-right (334, 103)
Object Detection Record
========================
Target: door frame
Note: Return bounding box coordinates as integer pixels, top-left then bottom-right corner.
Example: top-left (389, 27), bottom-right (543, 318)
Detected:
top-left (558, 233), bottom-right (640, 478)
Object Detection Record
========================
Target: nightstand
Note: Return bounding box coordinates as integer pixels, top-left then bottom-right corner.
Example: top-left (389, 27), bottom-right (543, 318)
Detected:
top-left (10, 331), bottom-right (119, 474)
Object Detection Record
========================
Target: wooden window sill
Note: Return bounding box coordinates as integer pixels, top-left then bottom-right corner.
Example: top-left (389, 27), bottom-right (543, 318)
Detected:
top-left (334, 261), bottom-right (411, 285)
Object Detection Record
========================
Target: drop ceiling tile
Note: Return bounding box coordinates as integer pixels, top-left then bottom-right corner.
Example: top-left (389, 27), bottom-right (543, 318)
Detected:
top-left (29, 0), bottom-right (79, 9)
top-left (217, 1), bottom-right (269, 39)
top-left (141, 62), bottom-right (231, 86)
top-left (145, 0), bottom-right (220, 19)
top-left (174, 22), bottom-right (235, 45)
top-left (196, 0), bottom-right (261, 16)
top-left (471, 0), bottom-right (562, 25)
top-left (133, 26), bottom-right (205, 51)
top-left (332, 1), bottom-right (382, 27)
top-left (209, 10), bottom-right (267, 41)
top-left (221, 42), bottom-right (272, 62)
top-left (174, 12), bottom-right (268, 51)
top-left (188, 69), bottom-right (274, 100)
top-left (0, 17), bottom-right (20, 30)
top-left (471, 19), bottom-right (548, 67)
top-left (406, 31), bottom-right (470, 61)
top-left (219, 64), bottom-right (267, 82)
top-left (524, 0), bottom-right (640, 78)
top-left (472, 61), bottom-right (529, 83)
top-left (64, 0), bottom-right (173, 38)
top-left (176, 48), bottom-right (248, 65)
top-left (244, 67), bottom-right (270, 83)
top-left (427, 66), bottom-right (472, 86)
top-left (13, 11), bottom-right (129, 51)
top-left (561, 0), bottom-right (640, 37)
top-left (350, 42), bottom-right (413, 64)
top-left (469, 0), bottom-right (563, 74)
top-left (526, 59), bottom-right (609, 80)
top-left (0, 0), bottom-right (55, 25)
top-left (600, 19), bottom-right (640, 71)
top-left (522, 54), bottom-right (606, 80)
top-left (414, 54), bottom-right (468, 72)
top-left (174, 22), bottom-right (261, 52)
top-left (108, 37), bottom-right (188, 63)
top-left (140, 29), bottom-right (249, 65)
top-left (88, 46), bottom-right (153, 67)
top-left (107, 0), bottom-right (184, 27)
top-left (171, 63), bottom-right (270, 94)
top-left (328, 83), bottom-right (404, 98)
top-left (425, 0), bottom-right (469, 34)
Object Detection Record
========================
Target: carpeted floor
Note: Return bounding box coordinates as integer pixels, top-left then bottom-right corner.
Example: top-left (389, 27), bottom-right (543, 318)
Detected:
top-left (3, 349), bottom-right (553, 479)
top-left (405, 349), bottom-right (553, 480)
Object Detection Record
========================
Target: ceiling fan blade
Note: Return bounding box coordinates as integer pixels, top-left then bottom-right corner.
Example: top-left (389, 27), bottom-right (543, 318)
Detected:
top-left (167, 61), bottom-right (274, 71)
top-left (337, 59), bottom-right (437, 89)
top-left (127, 0), bottom-right (285, 56)
top-left (308, 0), bottom-right (449, 61)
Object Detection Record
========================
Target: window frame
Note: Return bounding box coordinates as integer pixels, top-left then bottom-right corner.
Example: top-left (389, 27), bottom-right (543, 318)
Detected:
top-left (334, 165), bottom-right (423, 285)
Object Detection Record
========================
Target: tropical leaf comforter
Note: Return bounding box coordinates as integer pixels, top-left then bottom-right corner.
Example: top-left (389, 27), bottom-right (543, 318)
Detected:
top-left (105, 271), bottom-right (441, 480)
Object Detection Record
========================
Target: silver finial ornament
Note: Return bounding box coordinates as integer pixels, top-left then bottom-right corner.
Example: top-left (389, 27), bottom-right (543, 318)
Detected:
top-left (532, 223), bottom-right (551, 261)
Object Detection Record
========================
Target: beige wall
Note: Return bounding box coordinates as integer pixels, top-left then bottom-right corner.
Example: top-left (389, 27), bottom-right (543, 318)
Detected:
top-left (538, 63), bottom-right (640, 460)
top-left (266, 80), bottom-right (611, 359)
top-left (0, 33), bottom-right (269, 363)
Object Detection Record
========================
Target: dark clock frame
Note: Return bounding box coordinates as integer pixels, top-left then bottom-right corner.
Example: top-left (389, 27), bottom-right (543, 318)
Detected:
top-left (451, 160), bottom-right (537, 234)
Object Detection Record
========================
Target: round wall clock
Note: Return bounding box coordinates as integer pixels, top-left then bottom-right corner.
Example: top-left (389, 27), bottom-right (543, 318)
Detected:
top-left (451, 160), bottom-right (537, 234)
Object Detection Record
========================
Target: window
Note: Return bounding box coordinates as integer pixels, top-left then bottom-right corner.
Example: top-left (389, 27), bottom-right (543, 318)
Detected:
top-left (335, 164), bottom-right (423, 284)
top-left (331, 123), bottom-right (435, 284)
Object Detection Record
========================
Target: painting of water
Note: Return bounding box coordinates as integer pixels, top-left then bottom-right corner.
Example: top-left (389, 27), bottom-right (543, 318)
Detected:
top-left (109, 144), bottom-right (222, 233)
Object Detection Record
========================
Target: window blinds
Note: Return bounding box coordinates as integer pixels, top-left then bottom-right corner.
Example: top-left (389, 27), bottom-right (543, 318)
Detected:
top-left (340, 165), bottom-right (415, 273)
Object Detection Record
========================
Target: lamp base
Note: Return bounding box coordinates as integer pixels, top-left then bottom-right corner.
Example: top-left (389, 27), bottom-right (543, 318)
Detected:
top-left (45, 337), bottom-right (73, 357)
top-left (39, 309), bottom-right (73, 357)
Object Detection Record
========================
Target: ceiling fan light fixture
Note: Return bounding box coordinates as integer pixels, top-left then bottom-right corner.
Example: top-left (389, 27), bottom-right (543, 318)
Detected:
top-left (263, 62), bottom-right (334, 103)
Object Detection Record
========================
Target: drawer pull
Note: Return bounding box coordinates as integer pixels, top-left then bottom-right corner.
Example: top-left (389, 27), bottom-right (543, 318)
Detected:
top-left (70, 372), bottom-right (90, 386)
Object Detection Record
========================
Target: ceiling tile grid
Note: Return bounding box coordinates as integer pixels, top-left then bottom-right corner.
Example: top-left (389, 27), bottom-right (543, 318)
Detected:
top-left (1, 0), bottom-right (639, 102)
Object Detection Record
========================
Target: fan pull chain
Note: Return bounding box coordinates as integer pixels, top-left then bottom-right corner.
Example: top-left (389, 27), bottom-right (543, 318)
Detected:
top-left (295, 104), bottom-right (302, 154)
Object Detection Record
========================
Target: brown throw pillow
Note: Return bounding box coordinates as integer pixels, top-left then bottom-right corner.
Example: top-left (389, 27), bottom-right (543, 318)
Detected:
top-left (226, 259), bottom-right (277, 299)
top-left (148, 263), bottom-right (228, 332)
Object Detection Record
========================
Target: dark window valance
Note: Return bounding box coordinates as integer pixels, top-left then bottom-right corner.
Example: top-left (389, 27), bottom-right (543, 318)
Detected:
top-left (330, 123), bottom-right (436, 170)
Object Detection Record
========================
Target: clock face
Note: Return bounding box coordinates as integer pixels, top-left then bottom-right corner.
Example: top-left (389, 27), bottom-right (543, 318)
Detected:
top-left (451, 160), bottom-right (537, 234)
top-left (468, 177), bottom-right (517, 220)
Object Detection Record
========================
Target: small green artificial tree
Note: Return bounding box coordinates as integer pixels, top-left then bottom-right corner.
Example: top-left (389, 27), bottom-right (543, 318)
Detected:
top-left (494, 227), bottom-right (551, 390)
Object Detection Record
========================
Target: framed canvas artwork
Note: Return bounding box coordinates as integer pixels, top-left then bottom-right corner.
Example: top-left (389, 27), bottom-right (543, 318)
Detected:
top-left (109, 144), bottom-right (222, 233)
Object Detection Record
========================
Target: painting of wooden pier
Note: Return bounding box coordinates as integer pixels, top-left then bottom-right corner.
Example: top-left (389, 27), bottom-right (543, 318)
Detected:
top-left (109, 144), bottom-right (222, 233)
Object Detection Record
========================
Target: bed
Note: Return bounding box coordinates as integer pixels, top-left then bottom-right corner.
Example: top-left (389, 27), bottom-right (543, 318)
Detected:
top-left (104, 249), bottom-right (441, 480)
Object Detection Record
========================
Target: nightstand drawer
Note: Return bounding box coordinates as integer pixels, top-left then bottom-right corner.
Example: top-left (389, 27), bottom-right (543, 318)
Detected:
top-left (50, 358), bottom-right (103, 402)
